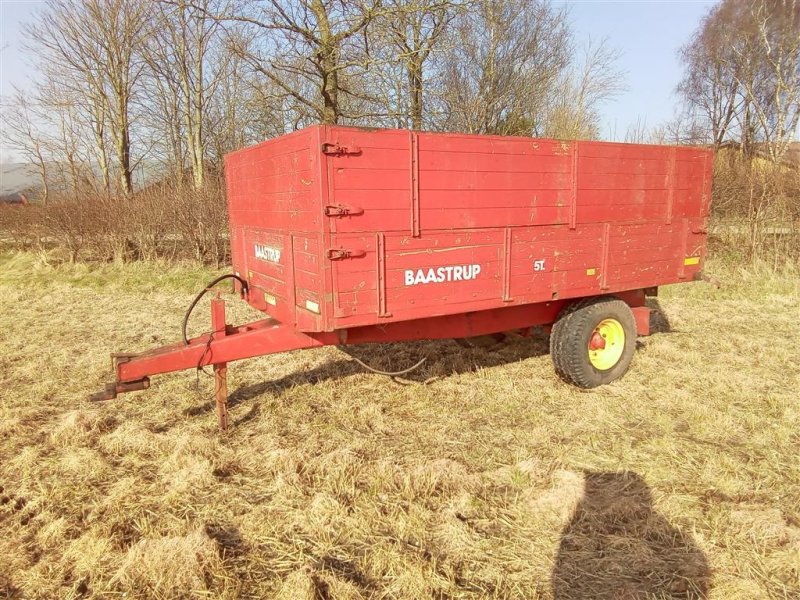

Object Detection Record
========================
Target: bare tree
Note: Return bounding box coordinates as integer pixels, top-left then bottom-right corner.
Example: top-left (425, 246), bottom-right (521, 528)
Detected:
top-left (734, 0), bottom-right (800, 162)
top-left (145, 0), bottom-right (225, 189)
top-left (209, 30), bottom-right (290, 152)
top-left (2, 91), bottom-right (51, 204)
top-left (677, 1), bottom-right (746, 147)
top-left (435, 0), bottom-right (571, 136)
top-left (678, 0), bottom-right (800, 161)
top-left (544, 38), bottom-right (625, 140)
top-left (26, 0), bottom-right (150, 195)
top-left (140, 51), bottom-right (187, 183)
top-left (221, 0), bottom-right (384, 125)
top-left (382, 0), bottom-right (458, 129)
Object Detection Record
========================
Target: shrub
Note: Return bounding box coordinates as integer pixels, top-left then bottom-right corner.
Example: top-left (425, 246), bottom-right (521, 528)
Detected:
top-left (0, 177), bottom-right (229, 265)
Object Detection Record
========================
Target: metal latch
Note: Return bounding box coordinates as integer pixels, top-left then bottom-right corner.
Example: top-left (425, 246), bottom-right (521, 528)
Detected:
top-left (321, 142), bottom-right (362, 156)
top-left (327, 248), bottom-right (366, 260)
top-left (325, 204), bottom-right (364, 217)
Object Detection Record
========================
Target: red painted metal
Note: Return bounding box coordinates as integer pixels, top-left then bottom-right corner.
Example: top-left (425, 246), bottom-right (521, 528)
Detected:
top-left (225, 126), bottom-right (711, 331)
top-left (211, 297), bottom-right (229, 430)
top-left (94, 125), bottom-right (713, 421)
top-left (631, 305), bottom-right (652, 337)
top-left (114, 320), bottom-right (337, 382)
top-left (589, 332), bottom-right (606, 350)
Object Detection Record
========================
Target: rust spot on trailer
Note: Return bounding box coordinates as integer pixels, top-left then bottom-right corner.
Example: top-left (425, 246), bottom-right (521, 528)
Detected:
top-left (396, 245), bottom-right (484, 257)
top-left (554, 141), bottom-right (571, 155)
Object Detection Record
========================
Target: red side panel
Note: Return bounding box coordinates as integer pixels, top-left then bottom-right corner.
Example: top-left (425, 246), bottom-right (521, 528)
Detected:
top-left (323, 129), bottom-right (572, 234)
top-left (319, 127), bottom-right (712, 330)
top-left (224, 125), bottom-right (713, 333)
top-left (417, 135), bottom-right (571, 229)
top-left (224, 127), bottom-right (325, 329)
top-left (329, 230), bottom-right (505, 325)
top-left (292, 232), bottom-right (326, 331)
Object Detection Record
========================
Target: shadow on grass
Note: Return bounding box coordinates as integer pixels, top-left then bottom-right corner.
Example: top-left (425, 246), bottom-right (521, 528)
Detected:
top-left (204, 522), bottom-right (246, 557)
top-left (647, 297), bottom-right (674, 334)
top-left (552, 471), bottom-right (710, 600)
top-left (185, 303), bottom-right (672, 418)
top-left (193, 332), bottom-right (552, 411)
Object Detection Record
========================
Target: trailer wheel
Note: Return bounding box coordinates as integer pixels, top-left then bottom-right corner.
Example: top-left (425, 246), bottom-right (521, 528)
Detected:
top-left (550, 297), bottom-right (636, 388)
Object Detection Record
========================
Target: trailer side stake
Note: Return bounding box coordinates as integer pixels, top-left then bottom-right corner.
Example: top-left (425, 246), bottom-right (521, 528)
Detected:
top-left (210, 296), bottom-right (229, 430)
top-left (214, 363), bottom-right (228, 430)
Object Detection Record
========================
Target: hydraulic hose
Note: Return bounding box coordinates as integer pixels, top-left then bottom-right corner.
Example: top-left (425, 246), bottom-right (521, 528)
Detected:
top-left (182, 273), bottom-right (248, 345)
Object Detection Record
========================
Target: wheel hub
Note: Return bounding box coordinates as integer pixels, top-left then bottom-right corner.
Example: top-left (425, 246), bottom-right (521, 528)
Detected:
top-left (589, 331), bottom-right (606, 350)
top-left (588, 318), bottom-right (625, 370)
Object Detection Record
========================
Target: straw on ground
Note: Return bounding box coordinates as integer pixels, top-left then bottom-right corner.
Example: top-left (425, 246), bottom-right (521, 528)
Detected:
top-left (0, 252), bottom-right (798, 599)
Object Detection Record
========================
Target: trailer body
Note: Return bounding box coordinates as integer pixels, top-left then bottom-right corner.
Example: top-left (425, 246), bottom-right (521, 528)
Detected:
top-left (226, 125), bottom-right (712, 330)
top-left (93, 126), bottom-right (713, 428)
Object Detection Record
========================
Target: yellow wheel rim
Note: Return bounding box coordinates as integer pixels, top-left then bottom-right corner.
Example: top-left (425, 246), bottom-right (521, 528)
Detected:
top-left (588, 318), bottom-right (625, 371)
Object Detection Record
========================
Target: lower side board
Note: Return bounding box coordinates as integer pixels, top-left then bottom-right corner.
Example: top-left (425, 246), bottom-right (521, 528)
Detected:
top-left (115, 290), bottom-right (647, 383)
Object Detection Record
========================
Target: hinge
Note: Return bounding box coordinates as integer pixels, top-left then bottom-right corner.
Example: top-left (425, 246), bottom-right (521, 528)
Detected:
top-left (321, 142), bottom-right (362, 156)
top-left (326, 248), bottom-right (366, 260)
top-left (325, 204), bottom-right (363, 217)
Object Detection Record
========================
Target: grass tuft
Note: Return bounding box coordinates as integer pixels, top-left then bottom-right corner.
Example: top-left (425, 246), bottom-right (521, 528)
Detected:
top-left (114, 527), bottom-right (223, 598)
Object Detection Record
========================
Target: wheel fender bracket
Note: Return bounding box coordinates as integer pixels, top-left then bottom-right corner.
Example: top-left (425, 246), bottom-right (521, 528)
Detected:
top-left (631, 306), bottom-right (651, 336)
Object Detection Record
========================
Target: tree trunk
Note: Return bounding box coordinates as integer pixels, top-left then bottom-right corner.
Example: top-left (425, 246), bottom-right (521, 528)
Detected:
top-left (36, 153), bottom-right (49, 206)
top-left (408, 61), bottom-right (423, 130)
top-left (191, 47), bottom-right (204, 189)
top-left (116, 94), bottom-right (133, 195)
top-left (312, 0), bottom-right (339, 124)
top-left (92, 112), bottom-right (111, 194)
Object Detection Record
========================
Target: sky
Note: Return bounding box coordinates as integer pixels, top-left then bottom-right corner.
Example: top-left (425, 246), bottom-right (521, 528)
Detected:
top-left (0, 0), bottom-right (716, 162)
top-left (563, 0), bottom-right (715, 138)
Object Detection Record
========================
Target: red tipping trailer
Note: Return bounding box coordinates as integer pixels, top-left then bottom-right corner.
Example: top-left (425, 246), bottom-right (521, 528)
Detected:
top-left (92, 125), bottom-right (713, 428)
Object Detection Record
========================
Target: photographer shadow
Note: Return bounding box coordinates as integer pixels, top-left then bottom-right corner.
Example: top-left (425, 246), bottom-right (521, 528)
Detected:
top-left (552, 471), bottom-right (710, 599)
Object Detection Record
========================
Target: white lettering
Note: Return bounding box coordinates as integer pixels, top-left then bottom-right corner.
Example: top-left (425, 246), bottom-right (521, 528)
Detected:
top-left (254, 244), bottom-right (282, 263)
top-left (403, 264), bottom-right (483, 286)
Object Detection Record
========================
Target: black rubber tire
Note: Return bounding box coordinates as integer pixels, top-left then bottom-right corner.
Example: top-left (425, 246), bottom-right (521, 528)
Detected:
top-left (549, 296), bottom-right (637, 388)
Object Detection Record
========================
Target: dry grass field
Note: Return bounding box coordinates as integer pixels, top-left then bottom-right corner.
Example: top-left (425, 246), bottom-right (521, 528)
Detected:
top-left (0, 251), bottom-right (798, 600)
